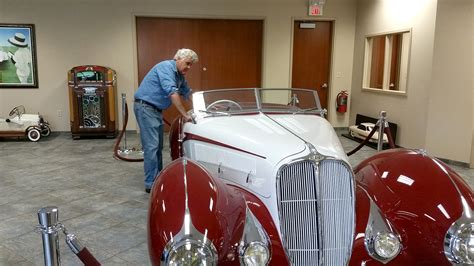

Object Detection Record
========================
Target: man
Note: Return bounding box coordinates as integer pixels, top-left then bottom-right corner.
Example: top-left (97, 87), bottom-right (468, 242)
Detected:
top-left (134, 48), bottom-right (198, 193)
top-left (7, 32), bottom-right (32, 84)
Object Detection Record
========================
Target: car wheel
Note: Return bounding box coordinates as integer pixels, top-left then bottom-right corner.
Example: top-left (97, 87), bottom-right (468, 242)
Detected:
top-left (27, 128), bottom-right (41, 142)
top-left (41, 125), bottom-right (51, 137)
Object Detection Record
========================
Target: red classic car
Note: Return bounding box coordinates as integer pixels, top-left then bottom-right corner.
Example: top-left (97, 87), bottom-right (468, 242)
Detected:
top-left (148, 88), bottom-right (474, 265)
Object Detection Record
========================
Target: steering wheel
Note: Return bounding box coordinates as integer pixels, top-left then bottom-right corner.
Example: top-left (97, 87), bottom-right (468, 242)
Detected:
top-left (9, 106), bottom-right (20, 117)
top-left (206, 99), bottom-right (243, 112)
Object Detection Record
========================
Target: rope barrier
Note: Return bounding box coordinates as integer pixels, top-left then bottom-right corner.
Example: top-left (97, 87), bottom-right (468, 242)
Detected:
top-left (113, 94), bottom-right (172, 162)
top-left (37, 206), bottom-right (101, 266)
top-left (346, 111), bottom-right (396, 156)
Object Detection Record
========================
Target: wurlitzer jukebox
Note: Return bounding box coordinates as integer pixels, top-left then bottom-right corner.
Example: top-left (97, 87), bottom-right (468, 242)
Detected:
top-left (68, 65), bottom-right (117, 139)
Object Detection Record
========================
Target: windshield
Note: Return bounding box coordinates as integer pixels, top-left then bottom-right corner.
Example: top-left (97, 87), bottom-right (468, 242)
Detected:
top-left (192, 88), bottom-right (324, 118)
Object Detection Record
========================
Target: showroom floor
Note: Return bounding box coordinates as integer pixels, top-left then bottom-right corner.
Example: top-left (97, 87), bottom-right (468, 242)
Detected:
top-left (0, 131), bottom-right (473, 265)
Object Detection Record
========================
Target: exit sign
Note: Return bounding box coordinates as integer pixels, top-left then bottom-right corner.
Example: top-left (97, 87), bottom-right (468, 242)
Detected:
top-left (309, 4), bottom-right (323, 16)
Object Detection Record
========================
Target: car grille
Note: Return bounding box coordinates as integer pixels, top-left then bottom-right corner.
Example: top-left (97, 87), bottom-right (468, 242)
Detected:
top-left (277, 159), bottom-right (355, 265)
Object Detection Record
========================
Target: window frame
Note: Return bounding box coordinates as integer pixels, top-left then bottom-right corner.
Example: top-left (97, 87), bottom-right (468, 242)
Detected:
top-left (362, 28), bottom-right (412, 95)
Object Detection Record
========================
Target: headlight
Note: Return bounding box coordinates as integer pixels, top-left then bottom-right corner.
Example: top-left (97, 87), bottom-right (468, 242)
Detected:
top-left (241, 241), bottom-right (270, 266)
top-left (445, 223), bottom-right (474, 264)
top-left (374, 232), bottom-right (401, 259)
top-left (165, 239), bottom-right (217, 266)
top-left (364, 199), bottom-right (402, 263)
top-left (239, 208), bottom-right (271, 265)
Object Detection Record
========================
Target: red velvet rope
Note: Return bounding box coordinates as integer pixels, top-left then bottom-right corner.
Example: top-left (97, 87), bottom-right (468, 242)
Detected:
top-left (76, 248), bottom-right (101, 266)
top-left (346, 124), bottom-right (396, 156)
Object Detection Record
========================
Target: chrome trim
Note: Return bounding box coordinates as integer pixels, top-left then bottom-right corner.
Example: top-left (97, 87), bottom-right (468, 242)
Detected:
top-left (414, 148), bottom-right (428, 156)
top-left (444, 196), bottom-right (474, 264)
top-left (364, 197), bottom-right (401, 263)
top-left (161, 159), bottom-right (217, 265)
top-left (276, 153), bottom-right (355, 265)
top-left (193, 88), bottom-right (325, 117)
top-left (239, 207), bottom-right (271, 265)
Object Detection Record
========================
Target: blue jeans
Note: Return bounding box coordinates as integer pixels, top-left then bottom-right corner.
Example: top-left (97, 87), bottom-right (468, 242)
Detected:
top-left (134, 102), bottom-right (163, 190)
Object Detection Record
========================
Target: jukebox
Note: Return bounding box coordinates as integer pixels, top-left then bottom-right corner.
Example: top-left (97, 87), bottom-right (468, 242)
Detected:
top-left (68, 65), bottom-right (117, 139)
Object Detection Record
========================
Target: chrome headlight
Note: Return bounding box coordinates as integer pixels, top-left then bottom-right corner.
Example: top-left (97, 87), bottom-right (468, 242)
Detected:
top-left (445, 222), bottom-right (474, 264)
top-left (239, 208), bottom-right (271, 266)
top-left (365, 198), bottom-right (401, 263)
top-left (241, 241), bottom-right (270, 266)
top-left (164, 239), bottom-right (217, 266)
top-left (373, 232), bottom-right (401, 259)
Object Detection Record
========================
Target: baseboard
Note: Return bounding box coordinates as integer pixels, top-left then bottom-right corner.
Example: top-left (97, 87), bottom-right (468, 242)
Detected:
top-left (436, 157), bottom-right (470, 169)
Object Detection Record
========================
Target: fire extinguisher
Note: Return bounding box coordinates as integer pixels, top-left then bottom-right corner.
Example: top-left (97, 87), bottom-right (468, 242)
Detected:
top-left (336, 90), bottom-right (348, 113)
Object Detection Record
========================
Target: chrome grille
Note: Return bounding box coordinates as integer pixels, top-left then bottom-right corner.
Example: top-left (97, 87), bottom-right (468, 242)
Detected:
top-left (277, 159), bottom-right (355, 266)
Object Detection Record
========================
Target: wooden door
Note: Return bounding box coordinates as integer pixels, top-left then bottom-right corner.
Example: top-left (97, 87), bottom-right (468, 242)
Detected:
top-left (291, 21), bottom-right (332, 110)
top-left (136, 17), bottom-right (263, 129)
top-left (199, 19), bottom-right (262, 89)
top-left (136, 17), bottom-right (201, 127)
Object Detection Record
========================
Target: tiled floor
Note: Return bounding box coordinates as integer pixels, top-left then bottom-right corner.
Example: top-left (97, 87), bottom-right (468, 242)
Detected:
top-left (0, 131), bottom-right (473, 265)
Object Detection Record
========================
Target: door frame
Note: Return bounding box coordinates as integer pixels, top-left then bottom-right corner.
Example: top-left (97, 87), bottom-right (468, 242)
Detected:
top-left (289, 17), bottom-right (335, 119)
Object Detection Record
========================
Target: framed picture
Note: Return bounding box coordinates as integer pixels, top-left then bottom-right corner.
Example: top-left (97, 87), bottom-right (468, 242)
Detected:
top-left (0, 24), bottom-right (38, 88)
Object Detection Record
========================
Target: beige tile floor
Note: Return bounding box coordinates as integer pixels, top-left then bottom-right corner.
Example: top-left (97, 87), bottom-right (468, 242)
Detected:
top-left (0, 131), bottom-right (472, 265)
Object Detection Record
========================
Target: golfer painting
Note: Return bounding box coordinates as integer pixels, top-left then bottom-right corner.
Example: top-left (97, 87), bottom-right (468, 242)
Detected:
top-left (0, 24), bottom-right (37, 87)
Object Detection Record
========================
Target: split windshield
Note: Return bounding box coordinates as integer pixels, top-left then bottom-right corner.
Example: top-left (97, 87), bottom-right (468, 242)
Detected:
top-left (192, 88), bottom-right (324, 117)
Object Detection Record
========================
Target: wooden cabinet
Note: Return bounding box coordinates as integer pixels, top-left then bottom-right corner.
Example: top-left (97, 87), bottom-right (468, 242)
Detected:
top-left (68, 65), bottom-right (117, 139)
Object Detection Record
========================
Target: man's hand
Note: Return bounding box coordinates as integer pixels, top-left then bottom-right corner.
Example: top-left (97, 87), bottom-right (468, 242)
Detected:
top-left (170, 93), bottom-right (194, 123)
top-left (7, 52), bottom-right (15, 64)
top-left (183, 114), bottom-right (192, 122)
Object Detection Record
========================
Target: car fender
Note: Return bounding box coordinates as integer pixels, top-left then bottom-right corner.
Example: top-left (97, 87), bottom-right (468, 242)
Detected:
top-left (353, 148), bottom-right (474, 265)
top-left (230, 185), bottom-right (290, 265)
top-left (169, 117), bottom-right (183, 160)
top-left (148, 158), bottom-right (247, 264)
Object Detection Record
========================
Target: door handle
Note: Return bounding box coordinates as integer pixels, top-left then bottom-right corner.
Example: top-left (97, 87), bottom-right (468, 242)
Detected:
top-left (321, 83), bottom-right (328, 88)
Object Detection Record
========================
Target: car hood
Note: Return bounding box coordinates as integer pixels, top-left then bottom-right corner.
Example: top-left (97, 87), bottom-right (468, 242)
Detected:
top-left (184, 113), bottom-right (348, 165)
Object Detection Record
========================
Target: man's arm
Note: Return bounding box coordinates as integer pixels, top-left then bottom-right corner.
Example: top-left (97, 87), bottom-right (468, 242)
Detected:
top-left (170, 93), bottom-right (192, 121)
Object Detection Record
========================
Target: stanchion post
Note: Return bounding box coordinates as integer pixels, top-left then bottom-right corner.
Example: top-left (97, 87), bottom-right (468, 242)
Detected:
top-left (121, 93), bottom-right (127, 151)
top-left (37, 206), bottom-right (61, 266)
top-left (377, 111), bottom-right (387, 152)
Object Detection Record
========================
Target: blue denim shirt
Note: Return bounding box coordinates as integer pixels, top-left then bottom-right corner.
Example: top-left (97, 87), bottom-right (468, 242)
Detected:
top-left (134, 60), bottom-right (192, 110)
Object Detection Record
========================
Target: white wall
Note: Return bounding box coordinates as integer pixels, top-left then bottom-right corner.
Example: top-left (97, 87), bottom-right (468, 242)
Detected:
top-left (350, 0), bottom-right (438, 149)
top-left (425, 0), bottom-right (473, 164)
top-left (0, 0), bottom-right (356, 131)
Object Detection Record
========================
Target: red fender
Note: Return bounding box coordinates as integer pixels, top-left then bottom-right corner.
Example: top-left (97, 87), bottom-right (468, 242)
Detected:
top-left (148, 158), bottom-right (246, 264)
top-left (352, 148), bottom-right (473, 265)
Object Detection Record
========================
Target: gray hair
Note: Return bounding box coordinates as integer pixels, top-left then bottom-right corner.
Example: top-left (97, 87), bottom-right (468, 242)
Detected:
top-left (174, 48), bottom-right (199, 63)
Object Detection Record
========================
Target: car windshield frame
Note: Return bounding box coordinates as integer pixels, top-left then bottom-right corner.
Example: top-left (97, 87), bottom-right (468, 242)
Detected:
top-left (192, 88), bottom-right (325, 118)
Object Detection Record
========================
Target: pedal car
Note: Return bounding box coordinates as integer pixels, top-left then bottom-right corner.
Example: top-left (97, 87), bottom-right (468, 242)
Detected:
top-left (0, 105), bottom-right (51, 142)
top-left (349, 122), bottom-right (388, 143)
top-left (148, 88), bottom-right (474, 265)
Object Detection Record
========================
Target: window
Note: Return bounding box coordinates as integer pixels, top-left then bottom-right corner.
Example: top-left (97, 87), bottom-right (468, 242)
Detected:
top-left (363, 29), bottom-right (411, 94)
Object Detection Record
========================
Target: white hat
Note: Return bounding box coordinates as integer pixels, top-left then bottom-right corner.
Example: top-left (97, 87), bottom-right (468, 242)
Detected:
top-left (8, 33), bottom-right (28, 47)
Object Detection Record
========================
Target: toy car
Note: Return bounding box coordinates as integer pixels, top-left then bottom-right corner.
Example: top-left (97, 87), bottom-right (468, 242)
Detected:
top-left (349, 122), bottom-right (388, 143)
top-left (0, 105), bottom-right (51, 142)
top-left (148, 88), bottom-right (474, 265)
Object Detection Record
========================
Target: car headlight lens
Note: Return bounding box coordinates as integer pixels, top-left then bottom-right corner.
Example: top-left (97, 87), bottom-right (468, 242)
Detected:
top-left (447, 223), bottom-right (474, 264)
top-left (166, 239), bottom-right (216, 266)
top-left (374, 232), bottom-right (401, 259)
top-left (241, 241), bottom-right (270, 266)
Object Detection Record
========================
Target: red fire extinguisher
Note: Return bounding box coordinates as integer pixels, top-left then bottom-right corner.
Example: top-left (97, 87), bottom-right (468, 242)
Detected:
top-left (336, 90), bottom-right (348, 113)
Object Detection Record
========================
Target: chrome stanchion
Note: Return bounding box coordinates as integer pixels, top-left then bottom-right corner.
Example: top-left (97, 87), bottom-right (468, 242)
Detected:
top-left (376, 111), bottom-right (387, 152)
top-left (37, 206), bottom-right (62, 266)
top-left (37, 206), bottom-right (101, 266)
top-left (121, 93), bottom-right (128, 152)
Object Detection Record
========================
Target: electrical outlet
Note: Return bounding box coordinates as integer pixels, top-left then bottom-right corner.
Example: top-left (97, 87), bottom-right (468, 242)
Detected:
top-left (57, 109), bottom-right (62, 118)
